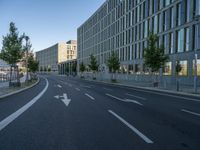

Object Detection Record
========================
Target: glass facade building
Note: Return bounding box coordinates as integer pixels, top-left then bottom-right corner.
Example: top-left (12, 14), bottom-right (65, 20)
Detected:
top-left (77, 0), bottom-right (200, 78)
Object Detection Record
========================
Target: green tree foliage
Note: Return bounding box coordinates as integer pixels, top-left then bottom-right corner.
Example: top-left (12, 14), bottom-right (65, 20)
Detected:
top-left (28, 53), bottom-right (39, 73)
top-left (79, 62), bottom-right (85, 73)
top-left (88, 54), bottom-right (98, 72)
top-left (44, 67), bottom-right (47, 72)
top-left (0, 22), bottom-right (24, 86)
top-left (40, 66), bottom-right (43, 72)
top-left (107, 51), bottom-right (120, 73)
top-left (0, 22), bottom-right (23, 65)
top-left (48, 66), bottom-right (51, 72)
top-left (144, 33), bottom-right (169, 73)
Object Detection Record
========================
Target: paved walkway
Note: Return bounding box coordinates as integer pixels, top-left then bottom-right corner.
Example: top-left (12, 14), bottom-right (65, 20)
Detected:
top-left (0, 75), bottom-right (27, 96)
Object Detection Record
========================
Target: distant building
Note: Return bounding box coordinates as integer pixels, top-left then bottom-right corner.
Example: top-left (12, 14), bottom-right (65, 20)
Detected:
top-left (58, 59), bottom-right (77, 75)
top-left (36, 40), bottom-right (77, 72)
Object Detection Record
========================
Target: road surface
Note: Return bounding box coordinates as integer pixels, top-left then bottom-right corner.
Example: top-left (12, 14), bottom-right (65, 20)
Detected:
top-left (0, 75), bottom-right (199, 150)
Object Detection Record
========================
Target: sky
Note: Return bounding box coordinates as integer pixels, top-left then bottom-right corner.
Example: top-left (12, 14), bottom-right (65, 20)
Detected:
top-left (0, 0), bottom-right (105, 52)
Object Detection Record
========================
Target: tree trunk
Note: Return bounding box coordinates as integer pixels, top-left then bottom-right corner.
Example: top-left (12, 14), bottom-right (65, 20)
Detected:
top-left (9, 66), bottom-right (12, 86)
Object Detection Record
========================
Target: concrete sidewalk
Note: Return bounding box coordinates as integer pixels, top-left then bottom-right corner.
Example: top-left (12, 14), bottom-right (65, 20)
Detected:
top-left (0, 75), bottom-right (28, 96)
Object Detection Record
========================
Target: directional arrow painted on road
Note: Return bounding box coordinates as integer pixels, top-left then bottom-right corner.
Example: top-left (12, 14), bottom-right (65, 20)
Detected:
top-left (54, 93), bottom-right (71, 107)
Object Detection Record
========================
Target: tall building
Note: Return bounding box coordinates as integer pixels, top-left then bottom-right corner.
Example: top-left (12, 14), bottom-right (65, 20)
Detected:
top-left (77, 0), bottom-right (200, 84)
top-left (36, 40), bottom-right (77, 72)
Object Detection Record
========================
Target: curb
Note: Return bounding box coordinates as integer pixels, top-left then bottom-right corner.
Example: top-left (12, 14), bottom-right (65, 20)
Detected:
top-left (82, 78), bottom-right (200, 98)
top-left (0, 78), bottom-right (40, 99)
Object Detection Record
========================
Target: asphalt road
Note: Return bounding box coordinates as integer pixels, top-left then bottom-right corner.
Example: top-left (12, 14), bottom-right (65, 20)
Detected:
top-left (0, 75), bottom-right (200, 150)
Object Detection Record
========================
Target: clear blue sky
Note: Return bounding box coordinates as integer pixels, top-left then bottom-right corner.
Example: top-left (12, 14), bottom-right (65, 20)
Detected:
top-left (0, 0), bottom-right (105, 52)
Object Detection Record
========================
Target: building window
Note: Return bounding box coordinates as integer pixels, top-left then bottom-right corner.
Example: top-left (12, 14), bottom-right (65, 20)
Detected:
top-left (185, 27), bottom-right (190, 51)
top-left (154, 15), bottom-right (158, 34)
top-left (170, 7), bottom-right (174, 28)
top-left (178, 60), bottom-right (188, 76)
top-left (177, 29), bottom-right (184, 53)
top-left (176, 3), bottom-right (181, 26)
top-left (193, 59), bottom-right (200, 76)
top-left (163, 34), bottom-right (168, 54)
top-left (163, 10), bottom-right (167, 31)
top-left (186, 0), bottom-right (190, 22)
top-left (169, 32), bottom-right (173, 54)
top-left (163, 62), bottom-right (172, 75)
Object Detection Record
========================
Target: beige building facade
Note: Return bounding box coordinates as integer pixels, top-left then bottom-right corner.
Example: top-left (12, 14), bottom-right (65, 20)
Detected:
top-left (36, 40), bottom-right (77, 72)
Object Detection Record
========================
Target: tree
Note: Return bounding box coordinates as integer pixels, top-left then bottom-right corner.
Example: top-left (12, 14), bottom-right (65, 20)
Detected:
top-left (0, 22), bottom-right (24, 86)
top-left (27, 53), bottom-right (39, 80)
top-left (48, 67), bottom-right (51, 73)
top-left (88, 54), bottom-right (99, 79)
top-left (28, 53), bottom-right (39, 73)
top-left (40, 66), bottom-right (43, 72)
top-left (44, 67), bottom-right (47, 72)
top-left (144, 33), bottom-right (169, 86)
top-left (107, 51), bottom-right (120, 82)
top-left (79, 62), bottom-right (85, 78)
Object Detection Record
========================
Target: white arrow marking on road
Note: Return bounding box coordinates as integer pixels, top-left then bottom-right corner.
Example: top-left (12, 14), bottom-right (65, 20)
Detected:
top-left (54, 93), bottom-right (71, 107)
top-left (61, 93), bottom-right (71, 106)
top-left (54, 95), bottom-right (60, 99)
top-left (57, 85), bottom-right (62, 88)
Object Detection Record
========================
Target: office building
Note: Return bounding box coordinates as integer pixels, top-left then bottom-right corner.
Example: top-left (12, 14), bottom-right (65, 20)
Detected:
top-left (77, 0), bottom-right (200, 84)
top-left (36, 40), bottom-right (77, 72)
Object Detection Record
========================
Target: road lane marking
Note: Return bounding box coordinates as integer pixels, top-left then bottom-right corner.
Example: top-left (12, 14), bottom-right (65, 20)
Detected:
top-left (85, 93), bottom-right (95, 100)
top-left (75, 88), bottom-right (81, 91)
top-left (181, 109), bottom-right (200, 117)
top-left (57, 84), bottom-right (62, 88)
top-left (108, 110), bottom-right (153, 144)
top-left (81, 85), bottom-right (91, 88)
top-left (126, 93), bottom-right (146, 100)
top-left (125, 99), bottom-right (143, 106)
top-left (128, 88), bottom-right (200, 102)
top-left (0, 78), bottom-right (49, 131)
top-left (106, 94), bottom-right (143, 106)
top-left (106, 93), bottom-right (124, 101)
top-left (103, 87), bottom-right (113, 91)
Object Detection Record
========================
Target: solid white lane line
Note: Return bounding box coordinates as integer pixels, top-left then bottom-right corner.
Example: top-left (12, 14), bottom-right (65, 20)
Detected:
top-left (57, 85), bottom-right (62, 88)
top-left (125, 99), bottom-right (143, 106)
top-left (75, 88), bottom-right (81, 91)
top-left (0, 78), bottom-right (49, 131)
top-left (181, 109), bottom-right (200, 117)
top-left (126, 93), bottom-right (146, 100)
top-left (85, 93), bottom-right (95, 100)
top-left (103, 87), bottom-right (113, 91)
top-left (108, 110), bottom-right (153, 144)
top-left (129, 88), bottom-right (200, 102)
